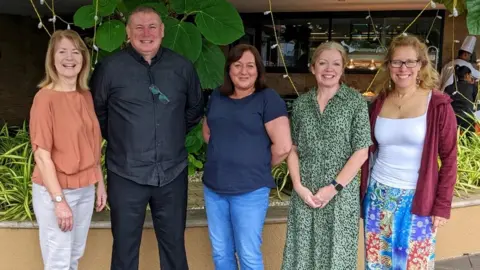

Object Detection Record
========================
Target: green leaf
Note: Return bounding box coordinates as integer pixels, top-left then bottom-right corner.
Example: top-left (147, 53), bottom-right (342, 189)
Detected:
top-left (73, 5), bottom-right (98, 29)
top-left (437, 0), bottom-right (467, 15)
top-left (123, 0), bottom-right (164, 13)
top-left (94, 0), bottom-right (117, 16)
top-left (188, 164), bottom-right (195, 175)
top-left (467, 0), bottom-right (480, 35)
top-left (96, 20), bottom-right (127, 52)
top-left (185, 134), bottom-right (202, 153)
top-left (170, 0), bottom-right (217, 14)
top-left (163, 18), bottom-right (202, 62)
top-left (193, 159), bottom-right (203, 169)
top-left (194, 40), bottom-right (225, 89)
top-left (141, 2), bottom-right (169, 16)
top-left (194, 1), bottom-right (244, 45)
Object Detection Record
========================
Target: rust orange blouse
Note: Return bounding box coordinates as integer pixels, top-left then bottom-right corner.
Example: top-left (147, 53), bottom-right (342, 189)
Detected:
top-left (29, 88), bottom-right (102, 189)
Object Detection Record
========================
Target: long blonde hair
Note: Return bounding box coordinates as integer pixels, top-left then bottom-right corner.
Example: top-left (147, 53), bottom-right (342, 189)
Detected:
top-left (310, 41), bottom-right (348, 83)
top-left (38, 30), bottom-right (91, 91)
top-left (374, 34), bottom-right (439, 95)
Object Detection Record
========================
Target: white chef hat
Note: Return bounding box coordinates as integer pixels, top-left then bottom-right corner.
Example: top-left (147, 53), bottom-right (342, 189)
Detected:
top-left (460, 36), bottom-right (476, 54)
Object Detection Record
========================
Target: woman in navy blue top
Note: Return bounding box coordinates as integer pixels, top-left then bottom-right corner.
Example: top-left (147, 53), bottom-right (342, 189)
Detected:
top-left (202, 44), bottom-right (292, 270)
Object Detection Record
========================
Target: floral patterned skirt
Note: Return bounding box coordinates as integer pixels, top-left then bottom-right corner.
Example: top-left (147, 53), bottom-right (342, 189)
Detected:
top-left (363, 179), bottom-right (436, 270)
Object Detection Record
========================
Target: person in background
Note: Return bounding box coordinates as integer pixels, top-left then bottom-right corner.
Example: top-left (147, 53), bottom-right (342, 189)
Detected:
top-left (29, 29), bottom-right (107, 270)
top-left (361, 34), bottom-right (458, 269)
top-left (201, 44), bottom-right (292, 270)
top-left (281, 41), bottom-right (372, 270)
top-left (439, 36), bottom-right (480, 91)
top-left (90, 6), bottom-right (203, 270)
top-left (444, 65), bottom-right (478, 131)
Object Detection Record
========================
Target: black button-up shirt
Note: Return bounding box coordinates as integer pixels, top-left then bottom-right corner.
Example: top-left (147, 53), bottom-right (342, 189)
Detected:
top-left (90, 46), bottom-right (204, 187)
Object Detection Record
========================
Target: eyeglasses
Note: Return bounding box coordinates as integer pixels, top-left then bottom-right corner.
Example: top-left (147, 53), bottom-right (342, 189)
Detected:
top-left (149, 84), bottom-right (170, 104)
top-left (389, 59), bottom-right (420, 68)
top-left (148, 69), bottom-right (170, 104)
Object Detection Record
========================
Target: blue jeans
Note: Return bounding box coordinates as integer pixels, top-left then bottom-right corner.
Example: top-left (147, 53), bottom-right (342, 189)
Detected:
top-left (204, 185), bottom-right (270, 270)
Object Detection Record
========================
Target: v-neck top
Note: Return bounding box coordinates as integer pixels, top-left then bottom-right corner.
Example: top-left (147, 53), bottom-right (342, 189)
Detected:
top-left (29, 88), bottom-right (102, 189)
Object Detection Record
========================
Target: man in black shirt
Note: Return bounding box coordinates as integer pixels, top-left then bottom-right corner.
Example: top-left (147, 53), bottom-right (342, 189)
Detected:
top-left (90, 6), bottom-right (203, 270)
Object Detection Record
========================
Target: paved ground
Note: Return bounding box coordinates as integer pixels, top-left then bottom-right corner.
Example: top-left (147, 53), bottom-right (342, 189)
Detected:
top-left (436, 254), bottom-right (480, 269)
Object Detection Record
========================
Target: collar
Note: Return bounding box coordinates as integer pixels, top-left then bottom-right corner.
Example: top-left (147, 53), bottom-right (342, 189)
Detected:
top-left (310, 83), bottom-right (349, 101)
top-left (126, 44), bottom-right (164, 65)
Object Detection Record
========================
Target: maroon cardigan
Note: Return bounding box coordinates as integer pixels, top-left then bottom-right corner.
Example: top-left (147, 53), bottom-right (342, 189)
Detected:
top-left (360, 90), bottom-right (458, 219)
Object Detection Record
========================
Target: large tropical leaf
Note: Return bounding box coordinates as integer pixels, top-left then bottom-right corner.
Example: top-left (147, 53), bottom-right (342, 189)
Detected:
top-left (467, 0), bottom-right (480, 35)
top-left (163, 17), bottom-right (202, 62)
top-left (73, 5), bottom-right (98, 29)
top-left (93, 0), bottom-right (117, 16)
top-left (194, 0), bottom-right (244, 45)
top-left (96, 20), bottom-right (127, 52)
top-left (194, 40), bottom-right (225, 89)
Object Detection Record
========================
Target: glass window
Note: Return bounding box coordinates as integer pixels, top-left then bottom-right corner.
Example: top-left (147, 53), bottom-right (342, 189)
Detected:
top-left (332, 15), bottom-right (442, 71)
top-left (261, 18), bottom-right (329, 70)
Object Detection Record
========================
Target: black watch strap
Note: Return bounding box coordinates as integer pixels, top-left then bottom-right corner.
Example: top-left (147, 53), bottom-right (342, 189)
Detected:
top-left (331, 180), bottom-right (344, 192)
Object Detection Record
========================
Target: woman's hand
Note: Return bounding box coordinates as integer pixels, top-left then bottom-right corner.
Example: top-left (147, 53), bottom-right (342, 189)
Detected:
top-left (432, 216), bottom-right (448, 231)
top-left (314, 185), bottom-right (338, 208)
top-left (55, 200), bottom-right (73, 232)
top-left (295, 184), bottom-right (321, 208)
top-left (96, 181), bottom-right (107, 212)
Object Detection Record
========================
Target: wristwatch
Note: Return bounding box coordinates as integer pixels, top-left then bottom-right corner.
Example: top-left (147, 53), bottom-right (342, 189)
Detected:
top-left (331, 180), bottom-right (344, 192)
top-left (52, 194), bottom-right (64, 203)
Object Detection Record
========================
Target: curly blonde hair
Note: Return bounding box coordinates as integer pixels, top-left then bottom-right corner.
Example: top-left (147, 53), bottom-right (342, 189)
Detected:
top-left (374, 34), bottom-right (439, 95)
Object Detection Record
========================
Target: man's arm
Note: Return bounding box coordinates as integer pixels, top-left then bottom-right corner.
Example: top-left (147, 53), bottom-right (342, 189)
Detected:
top-left (89, 62), bottom-right (109, 139)
top-left (186, 65), bottom-right (204, 132)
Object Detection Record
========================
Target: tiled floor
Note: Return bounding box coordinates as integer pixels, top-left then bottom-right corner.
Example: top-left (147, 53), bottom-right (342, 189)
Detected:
top-left (187, 173), bottom-right (291, 210)
top-left (436, 254), bottom-right (480, 269)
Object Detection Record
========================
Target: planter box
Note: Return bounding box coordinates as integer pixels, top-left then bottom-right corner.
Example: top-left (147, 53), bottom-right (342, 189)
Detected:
top-left (1, 193), bottom-right (479, 270)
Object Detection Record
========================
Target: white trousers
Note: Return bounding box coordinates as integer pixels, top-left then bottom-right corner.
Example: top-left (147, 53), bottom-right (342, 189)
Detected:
top-left (32, 183), bottom-right (95, 270)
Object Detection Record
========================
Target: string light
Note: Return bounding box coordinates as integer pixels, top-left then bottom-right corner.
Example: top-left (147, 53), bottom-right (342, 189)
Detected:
top-left (266, 0), bottom-right (299, 95)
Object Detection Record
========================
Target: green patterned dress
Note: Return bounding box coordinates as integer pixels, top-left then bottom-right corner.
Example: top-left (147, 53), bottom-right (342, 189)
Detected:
top-left (281, 84), bottom-right (372, 270)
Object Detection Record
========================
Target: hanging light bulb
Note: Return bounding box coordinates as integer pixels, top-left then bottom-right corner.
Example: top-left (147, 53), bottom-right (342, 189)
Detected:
top-left (347, 59), bottom-right (355, 69)
top-left (368, 59), bottom-right (377, 70)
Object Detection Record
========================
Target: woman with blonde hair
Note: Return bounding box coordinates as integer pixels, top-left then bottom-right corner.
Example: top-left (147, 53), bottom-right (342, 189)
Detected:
top-left (281, 41), bottom-right (372, 270)
top-left (360, 34), bottom-right (457, 269)
top-left (29, 29), bottom-right (107, 269)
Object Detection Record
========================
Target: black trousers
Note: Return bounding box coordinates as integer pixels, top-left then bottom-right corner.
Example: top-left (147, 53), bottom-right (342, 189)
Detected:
top-left (107, 168), bottom-right (189, 270)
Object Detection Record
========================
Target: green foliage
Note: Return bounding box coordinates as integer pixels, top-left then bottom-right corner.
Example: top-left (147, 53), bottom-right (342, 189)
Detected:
top-left (435, 0), bottom-right (467, 15)
top-left (271, 161), bottom-right (290, 200)
top-left (0, 124), bottom-right (34, 221)
top-left (96, 20), bottom-right (127, 52)
top-left (185, 123), bottom-right (206, 175)
top-left (194, 40), bottom-right (226, 89)
top-left (466, 0), bottom-right (480, 35)
top-left (73, 5), bottom-right (98, 29)
top-left (453, 127), bottom-right (480, 197)
top-left (73, 0), bottom-right (244, 90)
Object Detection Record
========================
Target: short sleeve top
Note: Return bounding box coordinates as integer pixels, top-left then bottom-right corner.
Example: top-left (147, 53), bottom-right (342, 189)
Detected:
top-left (203, 88), bottom-right (288, 194)
top-left (29, 88), bottom-right (103, 189)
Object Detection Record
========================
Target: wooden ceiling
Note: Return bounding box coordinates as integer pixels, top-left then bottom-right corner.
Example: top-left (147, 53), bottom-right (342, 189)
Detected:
top-left (0, 0), bottom-right (445, 16)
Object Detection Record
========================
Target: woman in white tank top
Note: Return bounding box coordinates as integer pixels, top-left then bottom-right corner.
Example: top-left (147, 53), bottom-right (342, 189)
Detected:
top-left (360, 35), bottom-right (458, 270)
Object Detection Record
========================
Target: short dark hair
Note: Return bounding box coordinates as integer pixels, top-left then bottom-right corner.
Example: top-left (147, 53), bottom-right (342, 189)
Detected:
top-left (219, 44), bottom-right (268, 96)
top-left (127, 6), bottom-right (162, 25)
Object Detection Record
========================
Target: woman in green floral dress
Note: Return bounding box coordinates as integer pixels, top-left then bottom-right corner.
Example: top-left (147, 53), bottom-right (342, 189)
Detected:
top-left (281, 42), bottom-right (372, 270)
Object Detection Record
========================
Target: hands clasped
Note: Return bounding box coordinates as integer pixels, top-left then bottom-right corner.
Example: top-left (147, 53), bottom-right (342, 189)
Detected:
top-left (294, 184), bottom-right (338, 208)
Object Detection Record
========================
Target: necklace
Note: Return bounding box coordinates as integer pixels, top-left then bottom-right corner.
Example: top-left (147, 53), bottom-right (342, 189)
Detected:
top-left (391, 90), bottom-right (417, 110)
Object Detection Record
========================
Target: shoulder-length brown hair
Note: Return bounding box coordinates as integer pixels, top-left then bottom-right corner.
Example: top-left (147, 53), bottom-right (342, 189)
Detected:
top-left (38, 30), bottom-right (91, 91)
top-left (374, 34), bottom-right (439, 95)
top-left (219, 44), bottom-right (268, 96)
